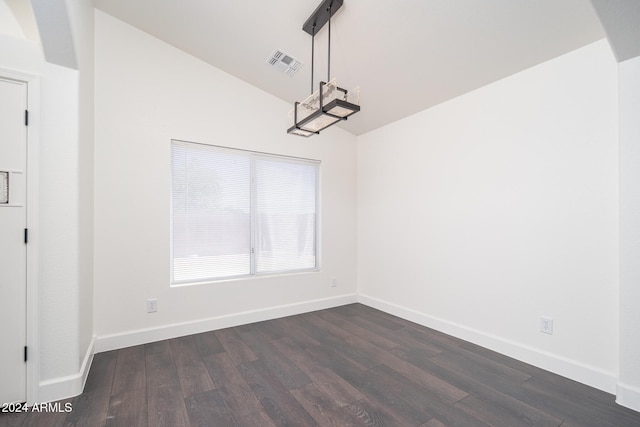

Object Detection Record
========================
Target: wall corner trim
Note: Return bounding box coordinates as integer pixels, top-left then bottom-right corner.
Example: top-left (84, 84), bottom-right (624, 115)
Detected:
top-left (357, 294), bottom-right (618, 394)
top-left (36, 335), bottom-right (95, 404)
top-left (617, 382), bottom-right (640, 412)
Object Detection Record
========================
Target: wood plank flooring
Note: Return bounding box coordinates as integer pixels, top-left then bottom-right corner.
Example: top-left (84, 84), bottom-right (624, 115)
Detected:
top-left (2, 303), bottom-right (640, 426)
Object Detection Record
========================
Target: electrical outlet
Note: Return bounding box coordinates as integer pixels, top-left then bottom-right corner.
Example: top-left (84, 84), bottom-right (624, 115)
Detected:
top-left (331, 277), bottom-right (338, 287)
top-left (540, 316), bottom-right (553, 335)
top-left (147, 299), bottom-right (158, 313)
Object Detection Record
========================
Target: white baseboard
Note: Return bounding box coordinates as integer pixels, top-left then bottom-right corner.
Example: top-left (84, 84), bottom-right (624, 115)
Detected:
top-left (357, 294), bottom-right (617, 394)
top-left (37, 335), bottom-right (95, 404)
top-left (617, 382), bottom-right (640, 412)
top-left (95, 294), bottom-right (358, 353)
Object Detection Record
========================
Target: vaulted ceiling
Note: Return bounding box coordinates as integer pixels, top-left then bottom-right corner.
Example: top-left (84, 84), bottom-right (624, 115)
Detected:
top-left (93, 0), bottom-right (606, 136)
top-left (0, 0), bottom-right (603, 135)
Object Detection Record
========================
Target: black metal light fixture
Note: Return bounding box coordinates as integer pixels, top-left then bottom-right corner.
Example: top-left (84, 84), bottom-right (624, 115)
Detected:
top-left (287, 0), bottom-right (360, 137)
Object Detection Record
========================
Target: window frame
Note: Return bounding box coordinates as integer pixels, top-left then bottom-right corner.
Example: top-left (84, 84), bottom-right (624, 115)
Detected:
top-left (170, 139), bottom-right (320, 286)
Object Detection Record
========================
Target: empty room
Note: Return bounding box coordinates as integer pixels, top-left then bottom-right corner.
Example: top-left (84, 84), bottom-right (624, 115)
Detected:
top-left (1, 0), bottom-right (640, 425)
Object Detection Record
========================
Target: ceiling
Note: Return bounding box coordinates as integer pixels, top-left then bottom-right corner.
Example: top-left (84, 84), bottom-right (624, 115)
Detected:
top-left (0, 0), bottom-right (38, 41)
top-left (93, 1), bottom-right (605, 136)
top-left (590, 0), bottom-right (640, 62)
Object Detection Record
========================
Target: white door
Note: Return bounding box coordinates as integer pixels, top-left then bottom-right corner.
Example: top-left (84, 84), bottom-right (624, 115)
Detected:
top-left (0, 76), bottom-right (28, 404)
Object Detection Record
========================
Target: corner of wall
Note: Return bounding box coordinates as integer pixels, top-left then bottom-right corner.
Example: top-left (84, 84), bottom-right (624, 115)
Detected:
top-left (357, 294), bottom-right (618, 394)
top-left (36, 335), bottom-right (95, 404)
top-left (94, 295), bottom-right (357, 353)
top-left (617, 382), bottom-right (640, 412)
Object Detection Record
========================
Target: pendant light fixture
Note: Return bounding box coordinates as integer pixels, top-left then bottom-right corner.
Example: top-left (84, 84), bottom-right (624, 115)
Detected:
top-left (287, 0), bottom-right (360, 137)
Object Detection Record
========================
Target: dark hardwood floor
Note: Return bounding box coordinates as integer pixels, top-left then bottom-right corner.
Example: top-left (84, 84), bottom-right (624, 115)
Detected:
top-left (2, 303), bottom-right (639, 426)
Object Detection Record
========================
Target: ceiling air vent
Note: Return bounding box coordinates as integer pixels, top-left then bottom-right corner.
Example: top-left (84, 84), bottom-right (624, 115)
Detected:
top-left (267, 49), bottom-right (302, 76)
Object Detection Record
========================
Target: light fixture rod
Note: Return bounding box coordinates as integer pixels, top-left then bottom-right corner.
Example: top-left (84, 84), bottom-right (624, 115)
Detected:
top-left (327, 4), bottom-right (331, 81)
top-left (311, 25), bottom-right (315, 94)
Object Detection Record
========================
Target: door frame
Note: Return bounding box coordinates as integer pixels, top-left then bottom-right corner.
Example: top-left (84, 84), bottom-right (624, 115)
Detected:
top-left (1, 67), bottom-right (40, 404)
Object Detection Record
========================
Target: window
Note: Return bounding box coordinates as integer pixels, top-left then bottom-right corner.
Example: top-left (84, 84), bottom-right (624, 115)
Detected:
top-left (171, 140), bottom-right (319, 284)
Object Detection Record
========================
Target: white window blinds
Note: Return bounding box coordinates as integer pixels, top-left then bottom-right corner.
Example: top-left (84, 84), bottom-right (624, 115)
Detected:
top-left (171, 140), bottom-right (319, 284)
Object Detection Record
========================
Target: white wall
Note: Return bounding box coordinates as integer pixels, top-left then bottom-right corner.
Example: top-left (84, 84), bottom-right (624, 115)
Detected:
top-left (357, 40), bottom-right (619, 392)
top-left (618, 53), bottom-right (640, 410)
top-left (0, 33), bottom-right (81, 396)
top-left (66, 0), bottom-right (95, 373)
top-left (66, 0), bottom-right (95, 390)
top-left (93, 11), bottom-right (357, 350)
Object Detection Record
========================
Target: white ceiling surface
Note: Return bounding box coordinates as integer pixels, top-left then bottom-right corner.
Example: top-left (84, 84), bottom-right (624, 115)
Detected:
top-left (0, 1), bottom-right (22, 38)
top-left (99, 1), bottom-right (605, 135)
top-left (589, 0), bottom-right (640, 62)
top-left (0, 0), bottom-right (36, 39)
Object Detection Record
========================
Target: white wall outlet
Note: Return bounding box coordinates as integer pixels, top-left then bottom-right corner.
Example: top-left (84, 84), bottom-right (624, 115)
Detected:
top-left (540, 316), bottom-right (553, 335)
top-left (331, 277), bottom-right (338, 287)
top-left (147, 299), bottom-right (158, 313)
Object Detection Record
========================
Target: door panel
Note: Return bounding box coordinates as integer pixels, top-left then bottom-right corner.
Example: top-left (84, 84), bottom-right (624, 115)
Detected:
top-left (0, 76), bottom-right (27, 404)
